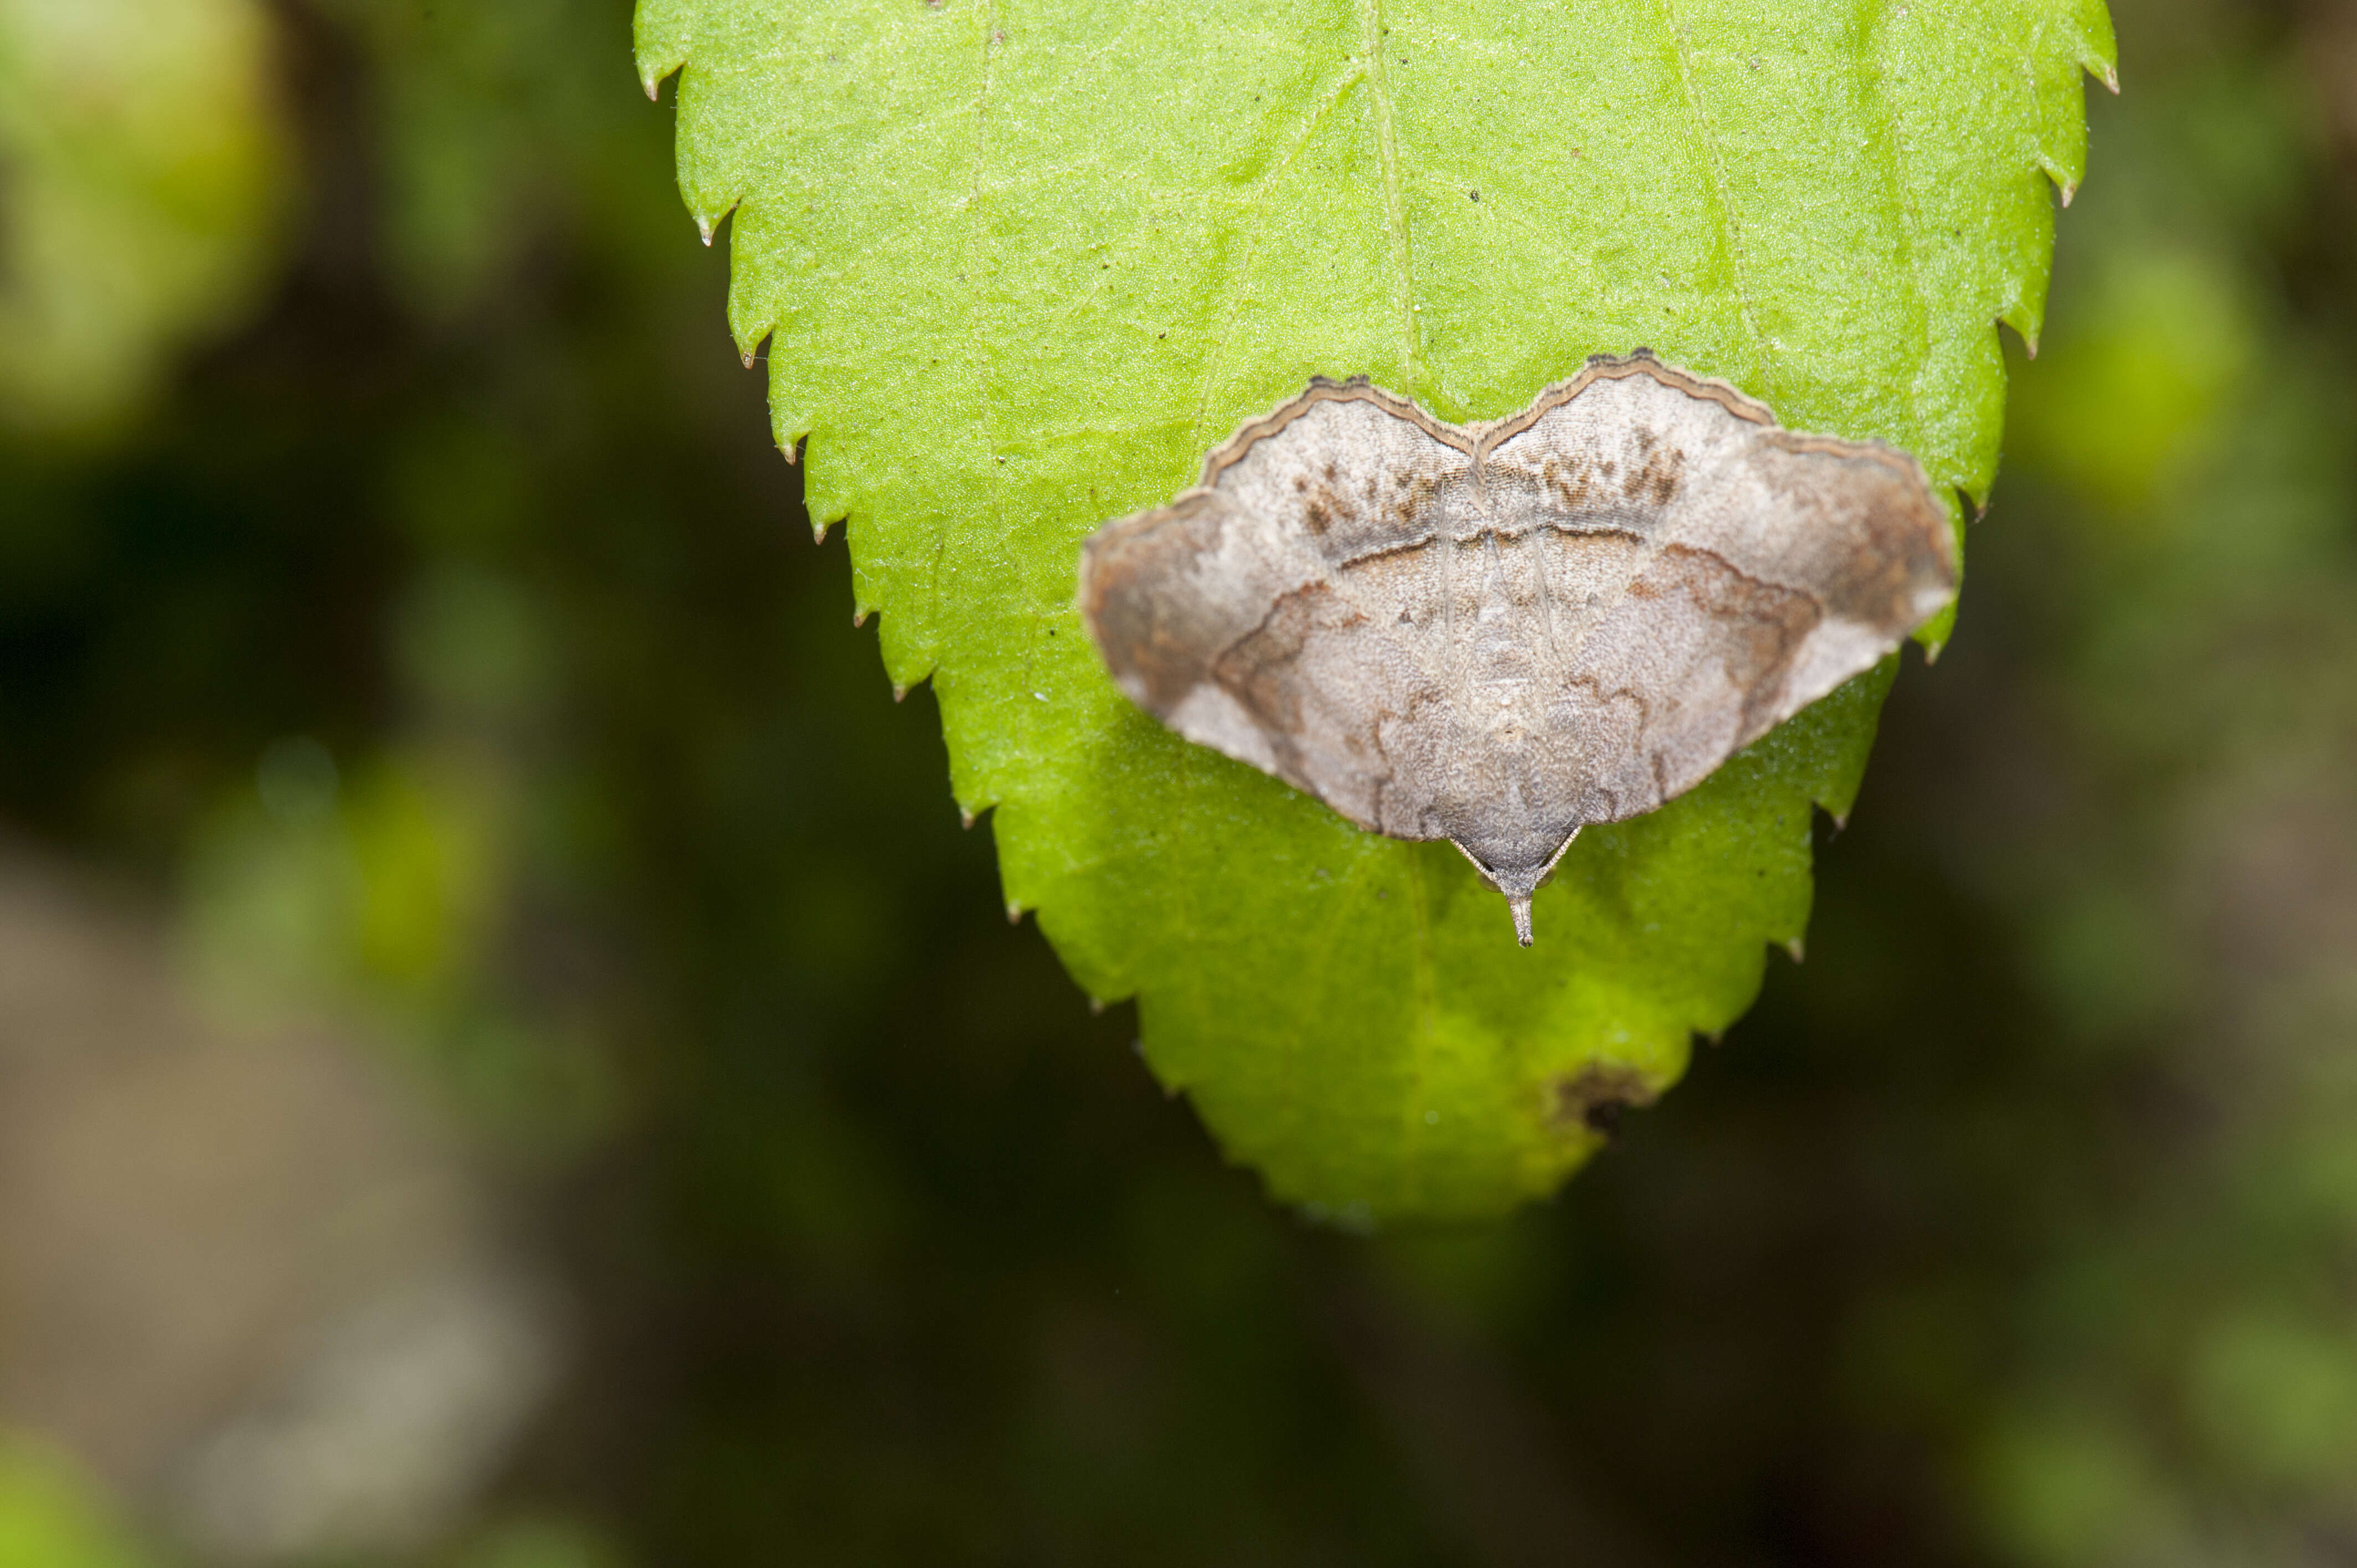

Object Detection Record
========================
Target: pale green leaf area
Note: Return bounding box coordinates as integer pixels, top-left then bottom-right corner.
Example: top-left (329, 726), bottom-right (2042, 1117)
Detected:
top-left (639, 0), bottom-right (2113, 1219)
top-left (0, 0), bottom-right (287, 434)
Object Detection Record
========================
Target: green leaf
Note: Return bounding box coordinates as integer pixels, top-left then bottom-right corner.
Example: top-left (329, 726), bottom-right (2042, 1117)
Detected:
top-left (638, 0), bottom-right (2113, 1220)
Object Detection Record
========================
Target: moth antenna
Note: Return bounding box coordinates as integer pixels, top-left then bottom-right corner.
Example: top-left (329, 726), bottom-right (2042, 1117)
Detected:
top-left (1510, 896), bottom-right (1534, 947)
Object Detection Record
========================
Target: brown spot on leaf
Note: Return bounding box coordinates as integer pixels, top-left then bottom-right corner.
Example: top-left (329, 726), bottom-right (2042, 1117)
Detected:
top-left (1553, 1063), bottom-right (1659, 1137)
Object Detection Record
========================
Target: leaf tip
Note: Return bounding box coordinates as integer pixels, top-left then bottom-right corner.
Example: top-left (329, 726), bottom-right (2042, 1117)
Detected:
top-left (635, 48), bottom-right (680, 103)
top-left (695, 204), bottom-right (737, 247)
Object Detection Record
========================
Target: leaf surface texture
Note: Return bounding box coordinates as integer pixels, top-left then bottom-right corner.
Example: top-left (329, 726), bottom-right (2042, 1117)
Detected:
top-left (639, 0), bottom-right (2113, 1218)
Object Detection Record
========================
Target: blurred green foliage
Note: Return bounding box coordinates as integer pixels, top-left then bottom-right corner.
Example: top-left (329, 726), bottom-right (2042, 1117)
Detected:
top-left (640, 0), bottom-right (2113, 1219)
top-left (2, 0), bottom-right (2355, 1563)
top-left (0, 1440), bottom-right (149, 1568)
top-left (0, 0), bottom-right (286, 433)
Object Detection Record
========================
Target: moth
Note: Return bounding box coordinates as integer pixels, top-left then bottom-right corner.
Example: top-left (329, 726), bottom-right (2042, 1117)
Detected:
top-left (1078, 352), bottom-right (1955, 946)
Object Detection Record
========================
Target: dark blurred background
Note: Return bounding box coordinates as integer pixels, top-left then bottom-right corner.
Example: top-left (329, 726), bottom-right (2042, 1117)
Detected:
top-left (0, 1), bottom-right (2351, 1564)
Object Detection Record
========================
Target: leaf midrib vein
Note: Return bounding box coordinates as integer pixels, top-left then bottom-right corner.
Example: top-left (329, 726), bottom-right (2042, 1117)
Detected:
top-left (1187, 60), bottom-right (1368, 456)
top-left (1358, 0), bottom-right (1421, 391)
top-left (1654, 0), bottom-right (1771, 386)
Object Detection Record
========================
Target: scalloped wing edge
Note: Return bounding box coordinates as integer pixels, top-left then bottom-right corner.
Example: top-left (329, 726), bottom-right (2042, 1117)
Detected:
top-left (632, 0), bottom-right (2115, 948)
